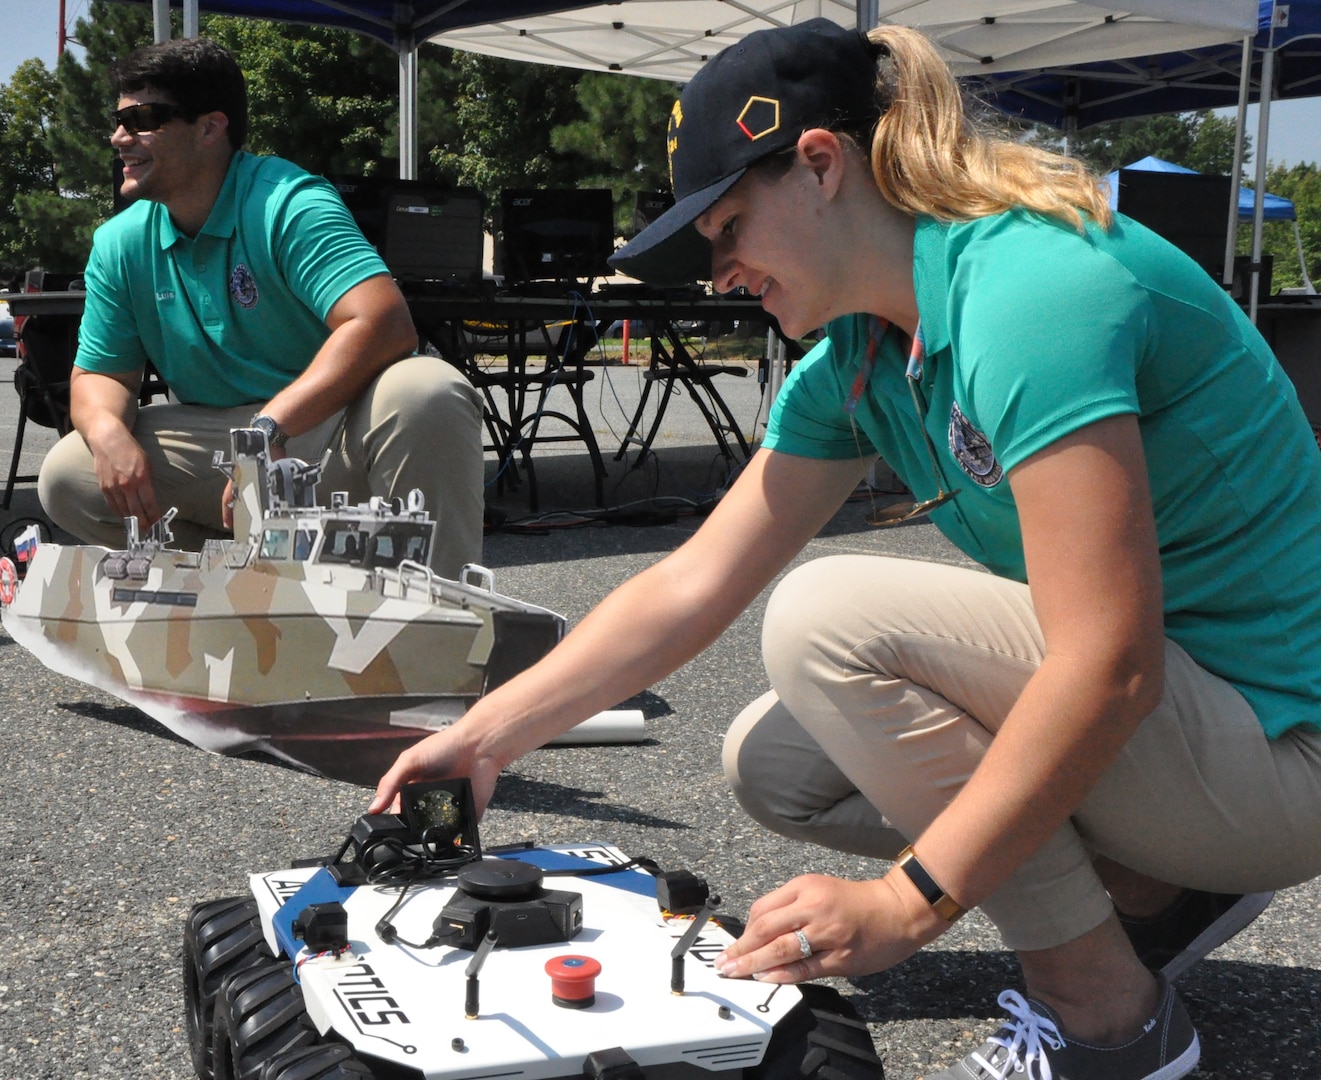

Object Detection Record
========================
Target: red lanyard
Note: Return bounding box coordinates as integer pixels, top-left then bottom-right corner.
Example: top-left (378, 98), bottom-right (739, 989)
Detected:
top-left (844, 316), bottom-right (925, 415)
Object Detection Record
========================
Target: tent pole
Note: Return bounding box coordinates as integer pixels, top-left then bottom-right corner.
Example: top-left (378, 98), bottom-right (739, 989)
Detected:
top-left (1224, 35), bottom-right (1253, 289)
top-left (153, 0), bottom-right (169, 42)
top-left (1293, 221), bottom-right (1316, 293)
top-left (1250, 44), bottom-right (1276, 322)
top-left (183, 0), bottom-right (198, 39)
top-left (399, 37), bottom-right (418, 180)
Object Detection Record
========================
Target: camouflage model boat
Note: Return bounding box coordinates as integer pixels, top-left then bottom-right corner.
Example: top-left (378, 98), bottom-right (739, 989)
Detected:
top-left (0, 429), bottom-right (564, 785)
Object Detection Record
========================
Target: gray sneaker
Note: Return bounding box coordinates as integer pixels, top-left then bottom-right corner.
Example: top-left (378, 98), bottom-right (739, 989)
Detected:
top-left (924, 975), bottom-right (1199, 1080)
top-left (1120, 889), bottom-right (1274, 982)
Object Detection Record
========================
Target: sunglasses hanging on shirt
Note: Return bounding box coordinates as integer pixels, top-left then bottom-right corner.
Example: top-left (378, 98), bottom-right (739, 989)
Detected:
top-left (847, 317), bottom-right (961, 527)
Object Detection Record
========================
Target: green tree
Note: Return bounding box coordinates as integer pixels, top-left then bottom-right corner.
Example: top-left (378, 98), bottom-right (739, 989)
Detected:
top-left (201, 16), bottom-right (403, 177)
top-left (1245, 162), bottom-right (1321, 291)
top-left (1048, 110), bottom-right (1246, 176)
top-left (430, 52), bottom-right (586, 209)
top-left (552, 72), bottom-right (677, 235)
top-left (52, 0), bottom-right (155, 198)
top-left (3, 7), bottom-right (676, 271)
top-left (0, 59), bottom-right (60, 279)
top-left (9, 0), bottom-right (158, 274)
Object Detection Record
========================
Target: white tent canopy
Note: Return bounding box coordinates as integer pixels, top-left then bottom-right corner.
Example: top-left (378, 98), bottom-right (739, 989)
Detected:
top-left (153, 0), bottom-right (1259, 176)
top-left (427, 1), bottom-right (1258, 82)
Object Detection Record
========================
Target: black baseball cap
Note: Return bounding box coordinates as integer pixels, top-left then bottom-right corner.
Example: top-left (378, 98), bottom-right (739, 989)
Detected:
top-left (609, 18), bottom-right (882, 286)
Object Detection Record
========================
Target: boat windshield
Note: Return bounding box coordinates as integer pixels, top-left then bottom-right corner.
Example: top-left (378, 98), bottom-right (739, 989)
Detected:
top-left (320, 523), bottom-right (368, 566)
top-left (318, 521), bottom-right (431, 569)
top-left (260, 529), bottom-right (291, 560)
top-left (362, 522), bottom-right (431, 569)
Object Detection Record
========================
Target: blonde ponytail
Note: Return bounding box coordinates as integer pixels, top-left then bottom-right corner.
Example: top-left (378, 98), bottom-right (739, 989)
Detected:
top-left (865, 25), bottom-right (1111, 230)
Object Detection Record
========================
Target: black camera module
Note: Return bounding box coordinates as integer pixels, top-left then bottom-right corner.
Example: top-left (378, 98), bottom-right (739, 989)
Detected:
top-left (400, 779), bottom-right (481, 856)
top-left (412, 788), bottom-right (461, 839)
top-left (435, 859), bottom-right (583, 950)
top-left (292, 901), bottom-right (349, 952)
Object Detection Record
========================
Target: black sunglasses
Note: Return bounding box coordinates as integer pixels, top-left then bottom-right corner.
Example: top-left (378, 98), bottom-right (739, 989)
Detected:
top-left (111, 102), bottom-right (193, 135)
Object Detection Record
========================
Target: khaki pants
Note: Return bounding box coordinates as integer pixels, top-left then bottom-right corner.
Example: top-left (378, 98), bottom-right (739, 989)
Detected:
top-left (723, 555), bottom-right (1321, 951)
top-left (38, 356), bottom-right (485, 580)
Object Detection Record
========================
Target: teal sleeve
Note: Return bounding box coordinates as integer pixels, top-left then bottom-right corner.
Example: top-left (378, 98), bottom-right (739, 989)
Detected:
top-left (764, 327), bottom-right (876, 460)
top-left (268, 175), bottom-right (391, 320)
top-left (946, 218), bottom-right (1147, 472)
top-left (75, 221), bottom-right (151, 375)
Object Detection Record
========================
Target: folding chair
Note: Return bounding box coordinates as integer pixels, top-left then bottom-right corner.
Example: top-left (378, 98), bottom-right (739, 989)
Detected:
top-left (3, 308), bottom-right (170, 509)
top-left (615, 321), bottom-right (752, 470)
top-left (4, 314), bottom-right (77, 508)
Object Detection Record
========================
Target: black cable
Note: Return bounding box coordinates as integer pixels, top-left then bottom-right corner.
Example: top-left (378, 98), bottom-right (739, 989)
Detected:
top-left (354, 836), bottom-right (479, 948)
top-left (489, 491), bottom-right (723, 535)
top-left (374, 877), bottom-right (429, 947)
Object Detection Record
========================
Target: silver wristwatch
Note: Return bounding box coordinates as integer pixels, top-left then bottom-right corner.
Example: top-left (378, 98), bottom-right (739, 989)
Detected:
top-left (249, 414), bottom-right (289, 448)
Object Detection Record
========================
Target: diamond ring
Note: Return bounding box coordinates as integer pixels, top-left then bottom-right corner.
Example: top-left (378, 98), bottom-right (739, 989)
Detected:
top-left (794, 929), bottom-right (812, 960)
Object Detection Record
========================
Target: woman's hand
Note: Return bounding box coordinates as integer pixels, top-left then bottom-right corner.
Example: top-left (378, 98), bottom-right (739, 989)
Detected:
top-left (714, 872), bottom-right (947, 983)
top-left (369, 727), bottom-right (503, 819)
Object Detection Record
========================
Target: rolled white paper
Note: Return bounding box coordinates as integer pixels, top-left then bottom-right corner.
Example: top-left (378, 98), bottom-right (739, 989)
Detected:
top-left (391, 703), bottom-right (646, 746)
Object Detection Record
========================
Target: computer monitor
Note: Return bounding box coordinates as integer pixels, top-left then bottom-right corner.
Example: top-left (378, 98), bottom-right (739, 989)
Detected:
top-left (1116, 170), bottom-right (1234, 283)
top-left (498, 188), bottom-right (616, 283)
top-left (632, 191), bottom-right (674, 236)
top-left (332, 177), bottom-right (485, 287)
top-left (380, 182), bottom-right (484, 287)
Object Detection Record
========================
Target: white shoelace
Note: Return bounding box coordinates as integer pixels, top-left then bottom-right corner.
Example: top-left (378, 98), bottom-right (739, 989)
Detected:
top-left (968, 990), bottom-right (1065, 1080)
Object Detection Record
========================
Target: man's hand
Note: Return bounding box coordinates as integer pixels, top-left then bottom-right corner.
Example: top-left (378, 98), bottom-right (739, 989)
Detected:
top-left (88, 423), bottom-right (161, 532)
top-left (68, 366), bottom-right (158, 531)
top-left (221, 444), bottom-right (284, 529)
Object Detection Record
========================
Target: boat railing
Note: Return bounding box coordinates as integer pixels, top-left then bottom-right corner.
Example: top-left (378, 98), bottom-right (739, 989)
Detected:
top-left (384, 560), bottom-right (560, 617)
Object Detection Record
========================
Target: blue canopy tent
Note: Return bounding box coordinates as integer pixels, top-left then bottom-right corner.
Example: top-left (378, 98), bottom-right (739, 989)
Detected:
top-left (977, 1), bottom-right (1321, 130)
top-left (1105, 155), bottom-right (1297, 221)
top-left (974, 1), bottom-right (1321, 314)
top-left (1108, 155), bottom-right (1315, 293)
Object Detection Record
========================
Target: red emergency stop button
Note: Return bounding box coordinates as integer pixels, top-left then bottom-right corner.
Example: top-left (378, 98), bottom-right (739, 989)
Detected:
top-left (545, 954), bottom-right (601, 1008)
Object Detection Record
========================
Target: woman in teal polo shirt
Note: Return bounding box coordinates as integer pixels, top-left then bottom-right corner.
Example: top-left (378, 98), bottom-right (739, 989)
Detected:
top-left (373, 19), bottom-right (1321, 1079)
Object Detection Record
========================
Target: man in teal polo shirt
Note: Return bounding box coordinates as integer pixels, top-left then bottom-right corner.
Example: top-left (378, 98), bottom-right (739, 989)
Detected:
top-left (38, 37), bottom-right (484, 579)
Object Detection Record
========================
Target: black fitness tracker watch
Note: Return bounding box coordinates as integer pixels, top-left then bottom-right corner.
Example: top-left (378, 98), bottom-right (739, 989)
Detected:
top-left (896, 845), bottom-right (966, 922)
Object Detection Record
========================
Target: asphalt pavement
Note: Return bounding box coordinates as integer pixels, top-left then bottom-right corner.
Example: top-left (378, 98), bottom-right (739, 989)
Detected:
top-left (1, 346), bottom-right (1318, 1079)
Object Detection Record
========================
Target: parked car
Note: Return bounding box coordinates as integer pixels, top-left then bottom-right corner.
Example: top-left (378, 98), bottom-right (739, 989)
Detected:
top-left (0, 301), bottom-right (16, 358)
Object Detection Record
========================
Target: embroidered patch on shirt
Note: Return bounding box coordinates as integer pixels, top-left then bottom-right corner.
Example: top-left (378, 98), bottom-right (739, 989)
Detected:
top-left (229, 263), bottom-right (259, 309)
top-left (949, 401), bottom-right (1003, 487)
